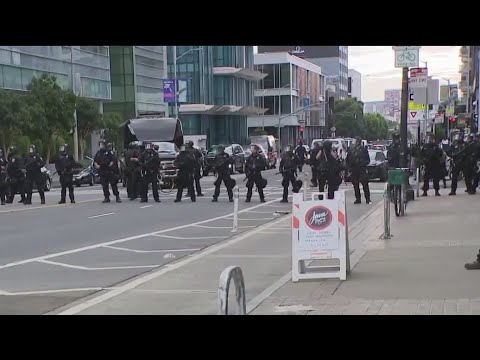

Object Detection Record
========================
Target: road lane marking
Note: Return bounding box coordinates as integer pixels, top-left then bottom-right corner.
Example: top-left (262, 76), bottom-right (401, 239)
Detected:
top-left (224, 217), bottom-right (274, 221)
top-left (88, 212), bottom-right (115, 219)
top-left (103, 245), bottom-right (201, 253)
top-left (56, 214), bottom-right (287, 315)
top-left (0, 198), bottom-right (101, 214)
top-left (38, 259), bottom-right (160, 271)
top-left (152, 234), bottom-right (225, 240)
top-left (193, 225), bottom-right (256, 229)
top-left (0, 197), bottom-right (282, 271)
top-left (245, 210), bottom-right (279, 214)
top-left (140, 205), bottom-right (153, 209)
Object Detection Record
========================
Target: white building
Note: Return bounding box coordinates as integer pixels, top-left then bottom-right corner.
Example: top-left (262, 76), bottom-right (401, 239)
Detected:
top-left (248, 52), bottom-right (326, 134)
top-left (348, 69), bottom-right (362, 101)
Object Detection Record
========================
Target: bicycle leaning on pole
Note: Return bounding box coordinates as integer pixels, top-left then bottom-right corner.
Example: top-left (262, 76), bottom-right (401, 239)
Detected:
top-left (387, 168), bottom-right (410, 217)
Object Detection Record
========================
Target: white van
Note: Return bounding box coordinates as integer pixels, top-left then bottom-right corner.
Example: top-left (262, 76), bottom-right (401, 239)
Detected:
top-left (311, 138), bottom-right (348, 160)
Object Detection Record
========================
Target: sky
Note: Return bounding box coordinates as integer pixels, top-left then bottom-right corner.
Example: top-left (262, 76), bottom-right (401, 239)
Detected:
top-left (349, 46), bottom-right (461, 102)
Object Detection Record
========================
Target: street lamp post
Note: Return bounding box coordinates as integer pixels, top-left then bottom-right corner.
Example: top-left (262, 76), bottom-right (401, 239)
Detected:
top-left (277, 102), bottom-right (323, 150)
top-left (70, 46), bottom-right (79, 161)
top-left (172, 46), bottom-right (203, 119)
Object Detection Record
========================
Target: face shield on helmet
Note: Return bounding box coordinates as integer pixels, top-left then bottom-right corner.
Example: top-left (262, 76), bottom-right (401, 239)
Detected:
top-left (145, 143), bottom-right (153, 151)
top-left (153, 144), bottom-right (159, 151)
top-left (217, 145), bottom-right (225, 154)
top-left (99, 141), bottom-right (106, 150)
top-left (179, 145), bottom-right (186, 152)
top-left (453, 133), bottom-right (462, 142)
top-left (107, 143), bottom-right (113, 151)
top-left (250, 145), bottom-right (259, 155)
top-left (425, 134), bottom-right (434, 144)
top-left (8, 146), bottom-right (16, 155)
top-left (29, 145), bottom-right (36, 154)
top-left (284, 145), bottom-right (292, 153)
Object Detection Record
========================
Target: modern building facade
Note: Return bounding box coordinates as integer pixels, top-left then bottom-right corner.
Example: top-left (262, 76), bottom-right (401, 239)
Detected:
top-left (348, 69), bottom-right (362, 101)
top-left (257, 46), bottom-right (349, 100)
top-left (167, 46), bottom-right (266, 146)
top-left (248, 52), bottom-right (325, 143)
top-left (0, 46), bottom-right (111, 100)
top-left (103, 46), bottom-right (167, 121)
top-left (384, 89), bottom-right (402, 121)
top-left (460, 46), bottom-right (479, 131)
top-left (363, 101), bottom-right (385, 115)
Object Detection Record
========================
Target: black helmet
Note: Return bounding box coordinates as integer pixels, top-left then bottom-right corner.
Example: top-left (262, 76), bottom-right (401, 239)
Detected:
top-left (145, 142), bottom-right (153, 150)
top-left (0, 148), bottom-right (3, 157)
top-left (107, 143), bottom-right (114, 151)
top-left (28, 144), bottom-right (36, 154)
top-left (8, 145), bottom-right (17, 154)
top-left (185, 140), bottom-right (194, 148)
top-left (392, 131), bottom-right (400, 139)
top-left (99, 140), bottom-right (106, 148)
top-left (323, 140), bottom-right (332, 151)
top-left (217, 145), bottom-right (225, 152)
top-left (153, 144), bottom-right (159, 151)
top-left (128, 141), bottom-right (137, 149)
top-left (138, 141), bottom-right (146, 150)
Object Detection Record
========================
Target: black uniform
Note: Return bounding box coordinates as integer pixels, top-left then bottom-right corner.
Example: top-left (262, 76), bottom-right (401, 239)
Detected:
top-left (294, 145), bottom-right (308, 172)
top-left (186, 146), bottom-right (203, 197)
top-left (346, 144), bottom-right (371, 203)
top-left (140, 148), bottom-right (161, 203)
top-left (95, 148), bottom-right (121, 203)
top-left (419, 142), bottom-right (443, 194)
top-left (245, 152), bottom-right (267, 202)
top-left (126, 147), bottom-right (142, 200)
top-left (472, 139), bottom-right (480, 190)
top-left (24, 151), bottom-right (46, 205)
top-left (446, 141), bottom-right (471, 195)
top-left (212, 152), bottom-right (235, 202)
top-left (174, 149), bottom-right (196, 202)
top-left (55, 151), bottom-right (77, 203)
top-left (316, 143), bottom-right (342, 200)
top-left (279, 151), bottom-right (300, 203)
top-left (387, 142), bottom-right (401, 169)
top-left (0, 153), bottom-right (7, 205)
top-left (309, 145), bottom-right (321, 187)
top-left (6, 150), bottom-right (25, 204)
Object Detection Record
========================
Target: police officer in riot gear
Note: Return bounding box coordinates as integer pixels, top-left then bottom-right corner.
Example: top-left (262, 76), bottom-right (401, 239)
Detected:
top-left (245, 144), bottom-right (267, 203)
top-left (6, 146), bottom-right (26, 204)
top-left (279, 145), bottom-right (300, 203)
top-left (94, 140), bottom-right (121, 203)
top-left (464, 134), bottom-right (478, 194)
top-left (126, 141), bottom-right (141, 200)
top-left (446, 132), bottom-right (471, 195)
top-left (212, 145), bottom-right (235, 202)
top-left (0, 149), bottom-right (7, 205)
top-left (387, 132), bottom-right (401, 169)
top-left (24, 144), bottom-right (46, 205)
top-left (185, 140), bottom-right (204, 197)
top-left (55, 144), bottom-right (78, 204)
top-left (174, 144), bottom-right (196, 203)
top-left (140, 142), bottom-right (161, 203)
top-left (472, 134), bottom-right (480, 190)
top-left (346, 136), bottom-right (371, 204)
top-left (316, 140), bottom-right (342, 200)
top-left (295, 140), bottom-right (308, 172)
top-left (309, 142), bottom-right (321, 187)
top-left (419, 133), bottom-right (443, 197)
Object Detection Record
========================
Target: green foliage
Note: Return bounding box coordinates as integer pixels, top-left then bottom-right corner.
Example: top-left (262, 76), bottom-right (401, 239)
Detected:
top-left (252, 128), bottom-right (268, 136)
top-left (332, 98), bottom-right (365, 138)
top-left (101, 112), bottom-right (124, 150)
top-left (76, 97), bottom-right (104, 159)
top-left (363, 113), bottom-right (389, 141)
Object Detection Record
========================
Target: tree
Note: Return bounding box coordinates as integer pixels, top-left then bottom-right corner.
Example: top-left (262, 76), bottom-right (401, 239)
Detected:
top-left (0, 89), bottom-right (31, 153)
top-left (363, 113), bottom-right (389, 141)
top-left (101, 112), bottom-right (124, 150)
top-left (252, 128), bottom-right (268, 136)
top-left (26, 74), bottom-right (76, 162)
top-left (76, 97), bottom-right (104, 160)
top-left (332, 98), bottom-right (365, 138)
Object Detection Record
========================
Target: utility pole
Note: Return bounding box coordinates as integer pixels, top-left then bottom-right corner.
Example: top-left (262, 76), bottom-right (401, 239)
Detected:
top-left (400, 66), bottom-right (409, 168)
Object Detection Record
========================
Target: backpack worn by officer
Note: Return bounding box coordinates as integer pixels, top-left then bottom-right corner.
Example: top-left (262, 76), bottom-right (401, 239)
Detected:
top-left (212, 147), bottom-right (235, 202)
top-left (6, 146), bottom-right (26, 204)
top-left (174, 148), bottom-right (196, 202)
top-left (185, 141), bottom-right (204, 197)
top-left (140, 145), bottom-right (161, 203)
top-left (279, 149), bottom-right (301, 203)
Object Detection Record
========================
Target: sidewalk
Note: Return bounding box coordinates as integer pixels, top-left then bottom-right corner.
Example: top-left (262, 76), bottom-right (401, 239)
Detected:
top-left (251, 185), bottom-right (480, 315)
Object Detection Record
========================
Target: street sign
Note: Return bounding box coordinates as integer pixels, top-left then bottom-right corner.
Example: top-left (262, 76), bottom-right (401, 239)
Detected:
top-left (408, 100), bottom-right (426, 110)
top-left (330, 126), bottom-right (336, 132)
top-left (302, 96), bottom-right (311, 108)
top-left (163, 79), bottom-right (176, 103)
top-left (410, 111), bottom-right (418, 119)
top-left (409, 67), bottom-right (428, 88)
top-left (408, 109), bottom-right (424, 124)
top-left (435, 112), bottom-right (444, 124)
top-left (394, 47), bottom-right (420, 68)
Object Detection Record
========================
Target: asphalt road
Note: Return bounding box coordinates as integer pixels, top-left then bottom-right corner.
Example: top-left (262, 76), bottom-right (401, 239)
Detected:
top-left (0, 168), bottom-right (386, 314)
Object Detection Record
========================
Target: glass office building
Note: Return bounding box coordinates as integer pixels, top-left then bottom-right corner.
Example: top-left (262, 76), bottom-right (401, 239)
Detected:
top-left (167, 46), bottom-right (266, 146)
top-left (0, 46), bottom-right (111, 100)
top-left (103, 46), bottom-right (168, 121)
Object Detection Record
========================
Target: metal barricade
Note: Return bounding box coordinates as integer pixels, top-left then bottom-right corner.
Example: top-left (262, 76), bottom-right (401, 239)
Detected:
top-left (302, 171), bottom-right (309, 200)
top-left (217, 266), bottom-right (246, 315)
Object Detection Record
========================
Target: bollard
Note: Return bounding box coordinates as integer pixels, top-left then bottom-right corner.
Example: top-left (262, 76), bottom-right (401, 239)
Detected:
top-left (303, 172), bottom-right (308, 201)
top-left (231, 186), bottom-right (239, 233)
top-left (416, 167), bottom-right (420, 198)
top-left (382, 182), bottom-right (392, 239)
top-left (217, 266), bottom-right (246, 315)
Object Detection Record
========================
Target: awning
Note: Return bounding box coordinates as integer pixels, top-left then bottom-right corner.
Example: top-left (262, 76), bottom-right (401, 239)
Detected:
top-left (213, 67), bottom-right (267, 81)
top-left (179, 104), bottom-right (267, 116)
top-left (123, 117), bottom-right (184, 148)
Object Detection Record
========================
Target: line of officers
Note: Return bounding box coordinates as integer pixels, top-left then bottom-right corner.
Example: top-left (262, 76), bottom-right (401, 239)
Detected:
top-left (0, 144), bottom-right (62, 206)
top-left (401, 132), bottom-right (480, 196)
top-left (123, 141), bottom-right (269, 203)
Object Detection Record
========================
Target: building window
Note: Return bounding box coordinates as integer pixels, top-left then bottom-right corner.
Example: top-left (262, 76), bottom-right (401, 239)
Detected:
top-left (280, 95), bottom-right (291, 114)
top-left (264, 96), bottom-right (274, 115)
top-left (79, 46), bottom-right (109, 56)
top-left (262, 64), bottom-right (274, 88)
top-left (3, 65), bottom-right (21, 89)
top-left (280, 63), bottom-right (290, 87)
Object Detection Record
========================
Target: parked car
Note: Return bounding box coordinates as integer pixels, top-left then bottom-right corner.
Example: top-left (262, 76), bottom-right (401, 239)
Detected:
top-left (367, 149), bottom-right (388, 182)
top-left (203, 144), bottom-right (245, 176)
top-left (73, 157), bottom-right (99, 187)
